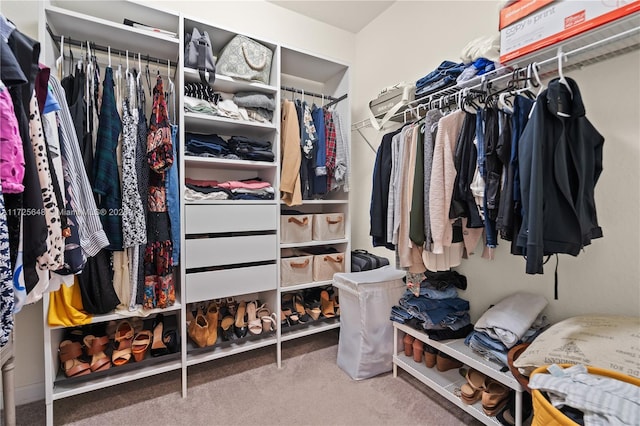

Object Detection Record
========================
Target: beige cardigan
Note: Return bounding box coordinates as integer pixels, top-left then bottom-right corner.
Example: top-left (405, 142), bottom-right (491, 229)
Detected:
top-left (280, 99), bottom-right (302, 206)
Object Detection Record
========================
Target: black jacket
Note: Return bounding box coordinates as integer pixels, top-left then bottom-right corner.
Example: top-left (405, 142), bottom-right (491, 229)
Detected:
top-left (517, 78), bottom-right (604, 274)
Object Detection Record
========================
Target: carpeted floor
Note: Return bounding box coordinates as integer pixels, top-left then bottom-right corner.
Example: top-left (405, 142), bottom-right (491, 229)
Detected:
top-left (15, 330), bottom-right (482, 426)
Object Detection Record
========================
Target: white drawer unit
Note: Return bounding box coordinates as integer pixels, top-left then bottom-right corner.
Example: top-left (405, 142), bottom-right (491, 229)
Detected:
top-left (185, 204), bottom-right (277, 234)
top-left (185, 264), bottom-right (277, 302)
top-left (185, 235), bottom-right (277, 269)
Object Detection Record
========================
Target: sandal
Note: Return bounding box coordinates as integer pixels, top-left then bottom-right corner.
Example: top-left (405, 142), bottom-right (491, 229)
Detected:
top-left (482, 380), bottom-right (510, 416)
top-left (320, 290), bottom-right (335, 318)
top-left (83, 335), bottom-right (111, 372)
top-left (305, 302), bottom-right (322, 321)
top-left (247, 301), bottom-right (262, 335)
top-left (261, 313), bottom-right (278, 333)
top-left (220, 315), bottom-right (236, 341)
top-left (293, 293), bottom-right (305, 315)
top-left (460, 368), bottom-right (487, 405)
top-left (234, 301), bottom-right (248, 338)
top-left (132, 331), bottom-right (152, 362)
top-left (59, 340), bottom-right (91, 377)
top-left (151, 314), bottom-right (169, 356)
top-left (113, 321), bottom-right (134, 366)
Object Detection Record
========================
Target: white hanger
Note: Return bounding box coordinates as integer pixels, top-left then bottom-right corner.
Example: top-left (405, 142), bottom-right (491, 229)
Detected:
top-left (125, 50), bottom-right (130, 77)
top-left (137, 52), bottom-right (142, 86)
top-left (56, 35), bottom-right (64, 79)
top-left (108, 46), bottom-right (111, 68)
top-left (557, 47), bottom-right (573, 98)
top-left (531, 62), bottom-right (544, 96)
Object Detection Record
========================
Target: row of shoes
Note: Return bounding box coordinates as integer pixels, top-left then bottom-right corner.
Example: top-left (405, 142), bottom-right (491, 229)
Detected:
top-left (281, 287), bottom-right (339, 327)
top-left (59, 315), bottom-right (179, 378)
top-left (403, 334), bottom-right (463, 372)
top-left (460, 368), bottom-right (511, 417)
top-left (187, 298), bottom-right (277, 348)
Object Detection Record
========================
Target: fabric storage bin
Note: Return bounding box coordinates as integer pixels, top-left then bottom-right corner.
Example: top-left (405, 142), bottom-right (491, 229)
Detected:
top-left (312, 252), bottom-right (345, 281)
top-left (529, 364), bottom-right (640, 426)
top-left (333, 266), bottom-right (406, 380)
top-left (312, 213), bottom-right (345, 241)
top-left (280, 255), bottom-right (313, 286)
top-left (280, 214), bottom-right (312, 243)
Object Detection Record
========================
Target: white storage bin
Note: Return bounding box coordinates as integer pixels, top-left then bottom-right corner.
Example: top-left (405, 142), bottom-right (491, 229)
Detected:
top-left (312, 253), bottom-right (345, 282)
top-left (312, 213), bottom-right (345, 241)
top-left (333, 266), bottom-right (406, 380)
top-left (280, 255), bottom-right (313, 286)
top-left (280, 214), bottom-right (312, 243)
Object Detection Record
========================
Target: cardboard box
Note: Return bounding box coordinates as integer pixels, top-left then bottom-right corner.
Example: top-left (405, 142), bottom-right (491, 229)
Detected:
top-left (500, 0), bottom-right (640, 63)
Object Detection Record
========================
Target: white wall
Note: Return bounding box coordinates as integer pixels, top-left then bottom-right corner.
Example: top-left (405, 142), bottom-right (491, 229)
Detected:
top-left (352, 1), bottom-right (640, 323)
top-left (0, 0), bottom-right (355, 405)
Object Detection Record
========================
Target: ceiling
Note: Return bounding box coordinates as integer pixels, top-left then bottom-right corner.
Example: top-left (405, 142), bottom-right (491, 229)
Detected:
top-left (268, 1), bottom-right (395, 33)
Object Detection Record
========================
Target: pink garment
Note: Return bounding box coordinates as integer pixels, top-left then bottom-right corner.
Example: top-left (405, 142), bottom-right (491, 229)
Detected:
top-left (0, 87), bottom-right (25, 193)
top-left (217, 180), bottom-right (271, 190)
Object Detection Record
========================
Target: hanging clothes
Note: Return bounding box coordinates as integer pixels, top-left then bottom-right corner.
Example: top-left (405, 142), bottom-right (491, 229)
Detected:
top-left (93, 66), bottom-right (123, 250)
top-left (311, 104), bottom-right (327, 195)
top-left (120, 72), bottom-right (146, 249)
top-left (135, 76), bottom-right (149, 306)
top-left (332, 109), bottom-right (349, 192)
top-left (144, 75), bottom-right (174, 309)
top-left (280, 99), bottom-right (302, 206)
top-left (0, 81), bottom-right (25, 194)
top-left (517, 77), bottom-right (604, 275)
top-left (0, 182), bottom-right (14, 347)
top-left (422, 110), bottom-right (444, 252)
top-left (324, 109), bottom-right (336, 190)
top-left (5, 27), bottom-right (48, 294)
top-left (370, 128), bottom-right (399, 249)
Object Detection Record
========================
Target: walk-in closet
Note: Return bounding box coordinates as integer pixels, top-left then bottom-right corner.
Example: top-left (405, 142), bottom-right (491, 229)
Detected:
top-left (0, 1), bottom-right (638, 425)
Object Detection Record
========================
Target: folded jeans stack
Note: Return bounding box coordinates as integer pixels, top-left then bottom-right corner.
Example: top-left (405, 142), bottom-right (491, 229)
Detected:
top-left (415, 60), bottom-right (466, 98)
top-left (228, 136), bottom-right (274, 162)
top-left (185, 132), bottom-right (235, 159)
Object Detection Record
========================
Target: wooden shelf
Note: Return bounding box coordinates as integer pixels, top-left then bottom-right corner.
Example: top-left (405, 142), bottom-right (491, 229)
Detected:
top-left (280, 238), bottom-right (348, 249)
top-left (184, 155), bottom-right (276, 170)
top-left (184, 112), bottom-right (276, 137)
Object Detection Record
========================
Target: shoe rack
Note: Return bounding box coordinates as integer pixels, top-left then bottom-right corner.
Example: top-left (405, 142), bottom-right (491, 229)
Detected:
top-left (393, 322), bottom-right (528, 426)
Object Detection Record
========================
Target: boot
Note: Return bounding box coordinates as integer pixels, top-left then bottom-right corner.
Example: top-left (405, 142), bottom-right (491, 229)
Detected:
top-left (403, 334), bottom-right (415, 357)
top-left (188, 310), bottom-right (209, 348)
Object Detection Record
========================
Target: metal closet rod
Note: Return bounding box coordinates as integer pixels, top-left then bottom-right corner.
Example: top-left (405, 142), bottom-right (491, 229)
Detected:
top-left (46, 25), bottom-right (178, 69)
top-left (281, 85), bottom-right (348, 107)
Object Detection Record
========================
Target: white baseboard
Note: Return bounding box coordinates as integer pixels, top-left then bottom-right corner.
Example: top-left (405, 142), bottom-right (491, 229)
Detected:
top-left (0, 381), bottom-right (45, 409)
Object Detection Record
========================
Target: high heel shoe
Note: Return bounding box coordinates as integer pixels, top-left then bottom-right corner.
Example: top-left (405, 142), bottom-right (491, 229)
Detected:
top-left (83, 335), bottom-right (111, 372)
top-left (234, 301), bottom-right (248, 338)
top-left (220, 315), bottom-right (236, 341)
top-left (113, 321), bottom-right (134, 366)
top-left (247, 301), bottom-right (262, 335)
top-left (205, 303), bottom-right (219, 345)
top-left (59, 340), bottom-right (91, 377)
top-left (460, 368), bottom-right (487, 405)
top-left (132, 331), bottom-right (152, 362)
top-left (151, 314), bottom-right (169, 356)
top-left (320, 290), bottom-right (335, 318)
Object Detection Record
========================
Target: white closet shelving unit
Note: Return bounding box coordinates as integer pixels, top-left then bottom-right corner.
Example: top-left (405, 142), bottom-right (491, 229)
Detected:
top-left (38, 0), bottom-right (352, 422)
top-left (277, 47), bottom-right (351, 349)
top-left (40, 1), bottom-right (182, 425)
top-left (394, 323), bottom-right (527, 426)
top-left (179, 14), bottom-right (282, 379)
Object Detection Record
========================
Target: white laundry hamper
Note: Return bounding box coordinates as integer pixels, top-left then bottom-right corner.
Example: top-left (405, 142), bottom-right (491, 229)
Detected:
top-left (333, 266), bottom-right (406, 380)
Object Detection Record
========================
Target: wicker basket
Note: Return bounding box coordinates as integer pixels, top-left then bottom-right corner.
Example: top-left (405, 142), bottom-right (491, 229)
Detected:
top-left (530, 364), bottom-right (640, 426)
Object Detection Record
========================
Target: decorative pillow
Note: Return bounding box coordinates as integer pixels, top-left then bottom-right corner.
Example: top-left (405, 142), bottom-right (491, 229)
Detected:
top-left (513, 314), bottom-right (640, 378)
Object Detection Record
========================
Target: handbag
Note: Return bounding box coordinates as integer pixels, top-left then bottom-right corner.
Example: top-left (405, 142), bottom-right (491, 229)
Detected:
top-left (184, 27), bottom-right (216, 85)
top-left (351, 249), bottom-right (390, 272)
top-left (217, 35), bottom-right (273, 84)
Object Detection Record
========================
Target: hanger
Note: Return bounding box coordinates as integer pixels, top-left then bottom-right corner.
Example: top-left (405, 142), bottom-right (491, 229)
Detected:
top-left (557, 47), bottom-right (573, 98)
top-left (108, 45), bottom-right (111, 68)
top-left (56, 35), bottom-right (65, 79)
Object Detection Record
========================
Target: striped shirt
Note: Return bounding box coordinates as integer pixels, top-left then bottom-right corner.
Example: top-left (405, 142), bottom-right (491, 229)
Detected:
top-left (48, 76), bottom-right (109, 257)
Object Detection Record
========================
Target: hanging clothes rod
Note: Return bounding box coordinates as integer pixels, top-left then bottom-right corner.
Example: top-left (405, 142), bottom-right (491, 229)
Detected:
top-left (351, 22), bottom-right (640, 132)
top-left (46, 24), bottom-right (178, 69)
top-left (281, 85), bottom-right (348, 106)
